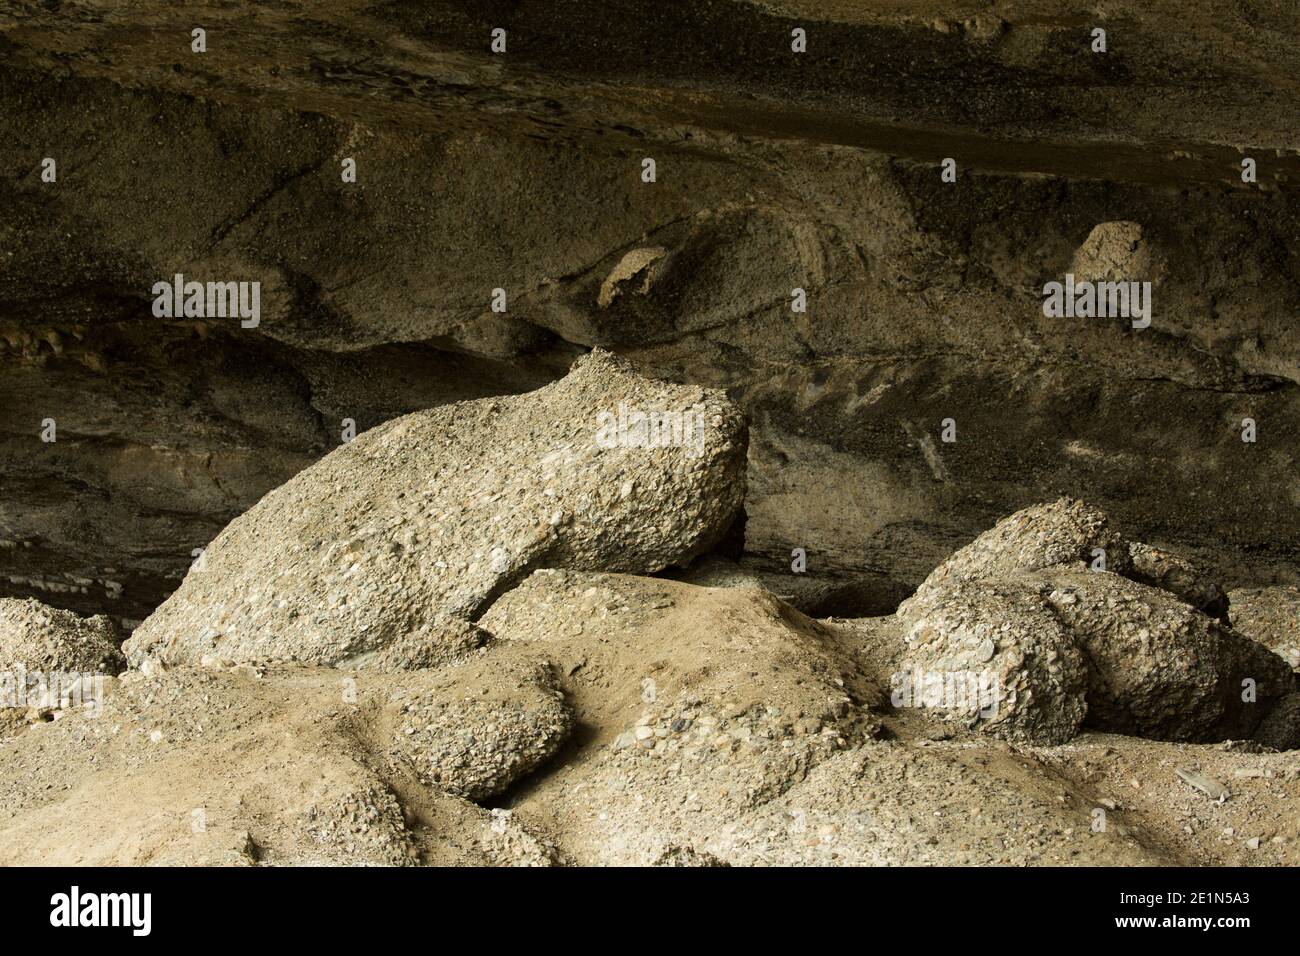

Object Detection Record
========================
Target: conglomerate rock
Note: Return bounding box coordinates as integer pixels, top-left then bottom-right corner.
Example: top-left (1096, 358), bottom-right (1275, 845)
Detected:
top-left (1228, 586), bottom-right (1300, 672)
top-left (0, 596), bottom-right (123, 675)
top-left (895, 578), bottom-right (1088, 745)
top-left (895, 501), bottom-right (1293, 746)
top-left (1039, 569), bottom-right (1292, 742)
top-left (1127, 541), bottom-right (1229, 622)
top-left (381, 657), bottom-right (573, 802)
top-left (124, 350), bottom-right (746, 670)
top-left (6, 3), bottom-right (1300, 626)
top-left (5, 0), bottom-right (1300, 872)
top-left (909, 497), bottom-right (1131, 603)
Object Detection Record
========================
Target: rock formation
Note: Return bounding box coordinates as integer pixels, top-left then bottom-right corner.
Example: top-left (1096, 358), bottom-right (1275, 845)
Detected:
top-left (123, 350), bottom-right (746, 670)
top-left (897, 499), bottom-right (1293, 745)
top-left (0, 597), bottom-right (123, 677)
top-left (4, 355), bottom-right (1300, 867)
top-left (2, 1), bottom-right (1299, 870)
top-left (3, 2), bottom-right (1298, 626)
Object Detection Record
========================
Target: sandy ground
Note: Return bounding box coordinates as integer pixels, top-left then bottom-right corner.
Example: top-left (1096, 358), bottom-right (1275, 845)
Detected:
top-left (2, 572), bottom-right (1296, 866)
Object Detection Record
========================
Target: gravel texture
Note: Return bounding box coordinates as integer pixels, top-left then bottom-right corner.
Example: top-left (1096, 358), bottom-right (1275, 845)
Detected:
top-left (1229, 586), bottom-right (1300, 672)
top-left (910, 497), bottom-right (1132, 603)
top-left (897, 500), bottom-right (1294, 746)
top-left (0, 597), bottom-right (124, 675)
top-left (896, 578), bottom-right (1088, 745)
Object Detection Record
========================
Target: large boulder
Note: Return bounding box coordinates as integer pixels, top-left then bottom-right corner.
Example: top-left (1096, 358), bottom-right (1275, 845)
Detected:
top-left (895, 579), bottom-right (1088, 745)
top-left (125, 351), bottom-right (747, 669)
top-left (1039, 569), bottom-right (1291, 741)
top-left (895, 500), bottom-right (1293, 746)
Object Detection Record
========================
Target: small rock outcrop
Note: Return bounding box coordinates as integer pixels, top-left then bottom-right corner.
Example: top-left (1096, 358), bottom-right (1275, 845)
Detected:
top-left (1040, 569), bottom-right (1290, 741)
top-left (0, 597), bottom-right (123, 675)
top-left (910, 498), bottom-right (1131, 602)
top-left (382, 657), bottom-right (573, 801)
top-left (1228, 586), bottom-right (1300, 672)
top-left (125, 350), bottom-right (747, 670)
top-left (896, 579), bottom-right (1088, 745)
top-left (1069, 220), bottom-right (1168, 286)
top-left (1127, 541), bottom-right (1229, 622)
top-left (896, 500), bottom-right (1293, 745)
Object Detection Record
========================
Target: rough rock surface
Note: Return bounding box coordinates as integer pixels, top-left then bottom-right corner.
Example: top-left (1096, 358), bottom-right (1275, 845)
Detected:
top-left (1040, 569), bottom-right (1291, 742)
top-left (124, 350), bottom-right (746, 669)
top-left (0, 663), bottom-right (565, 865)
top-left (5, 3), bottom-right (1300, 624)
top-left (1229, 587), bottom-right (1300, 672)
top-left (478, 572), bottom-right (1146, 865)
top-left (4, 0), bottom-right (1300, 867)
top-left (0, 597), bottom-right (123, 675)
top-left (895, 501), bottom-right (1293, 745)
top-left (910, 497), bottom-right (1131, 600)
top-left (4, 564), bottom-right (1300, 866)
top-left (1070, 220), bottom-right (1167, 286)
top-left (1128, 542), bottom-right (1229, 622)
top-left (896, 579), bottom-right (1088, 745)
top-left (381, 657), bottom-right (572, 801)
top-left (480, 569), bottom-right (882, 735)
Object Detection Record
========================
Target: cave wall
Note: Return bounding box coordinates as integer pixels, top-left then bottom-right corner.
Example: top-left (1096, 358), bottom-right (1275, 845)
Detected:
top-left (2, 1), bottom-right (1298, 624)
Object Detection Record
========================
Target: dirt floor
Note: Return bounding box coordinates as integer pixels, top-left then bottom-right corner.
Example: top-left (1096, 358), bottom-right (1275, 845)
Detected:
top-left (2, 572), bottom-right (1297, 866)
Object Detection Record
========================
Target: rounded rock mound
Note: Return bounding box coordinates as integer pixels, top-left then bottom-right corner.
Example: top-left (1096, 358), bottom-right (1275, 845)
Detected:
top-left (382, 657), bottom-right (573, 801)
top-left (0, 597), bottom-right (123, 675)
top-left (896, 579), bottom-right (1088, 745)
top-left (1039, 569), bottom-right (1292, 742)
top-left (910, 497), bottom-right (1130, 602)
top-left (125, 350), bottom-right (747, 670)
top-left (895, 500), bottom-right (1294, 747)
